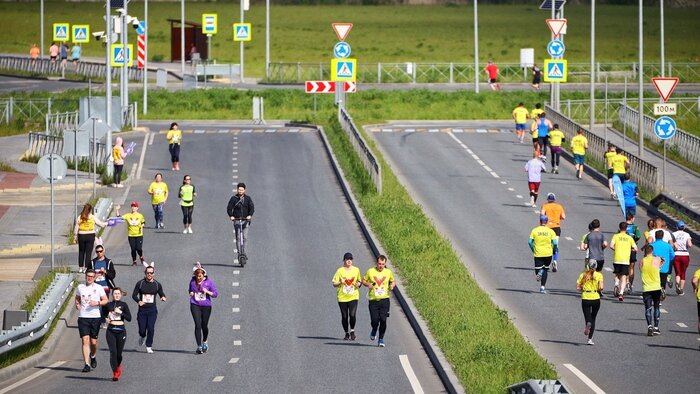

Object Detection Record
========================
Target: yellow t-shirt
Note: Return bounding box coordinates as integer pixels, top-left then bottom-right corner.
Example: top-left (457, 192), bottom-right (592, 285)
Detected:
top-left (166, 129), bottom-right (182, 145)
top-left (571, 135), bottom-right (588, 155)
top-left (332, 266), bottom-right (361, 302)
top-left (641, 256), bottom-right (662, 292)
top-left (531, 108), bottom-right (544, 120)
top-left (611, 154), bottom-right (628, 174)
top-left (513, 107), bottom-right (529, 124)
top-left (149, 181), bottom-right (169, 205)
top-left (364, 267), bottom-right (394, 301)
top-left (77, 214), bottom-right (96, 233)
top-left (112, 146), bottom-right (124, 164)
top-left (605, 151), bottom-right (617, 169)
top-left (611, 232), bottom-right (635, 263)
top-left (549, 129), bottom-right (565, 147)
top-left (529, 225), bottom-right (557, 257)
top-left (122, 212), bottom-right (145, 237)
top-left (693, 269), bottom-right (700, 301)
top-left (577, 271), bottom-right (603, 300)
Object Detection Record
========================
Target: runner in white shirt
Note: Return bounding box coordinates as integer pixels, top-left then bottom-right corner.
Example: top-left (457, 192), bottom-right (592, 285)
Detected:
top-left (672, 221), bottom-right (693, 295)
top-left (75, 269), bottom-right (108, 372)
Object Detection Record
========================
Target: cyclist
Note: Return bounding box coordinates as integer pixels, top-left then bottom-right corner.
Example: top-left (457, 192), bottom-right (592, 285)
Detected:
top-left (227, 182), bottom-right (255, 259)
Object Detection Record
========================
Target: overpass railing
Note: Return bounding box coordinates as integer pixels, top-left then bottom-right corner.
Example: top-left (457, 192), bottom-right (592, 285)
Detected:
top-left (0, 55), bottom-right (142, 81)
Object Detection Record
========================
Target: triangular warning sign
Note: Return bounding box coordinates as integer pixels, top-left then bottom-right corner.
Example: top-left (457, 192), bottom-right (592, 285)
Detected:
top-left (337, 62), bottom-right (352, 77)
top-left (236, 26), bottom-right (249, 38)
top-left (332, 23), bottom-right (353, 41)
top-left (652, 77), bottom-right (679, 102)
top-left (549, 64), bottom-right (563, 77)
top-left (546, 19), bottom-right (567, 38)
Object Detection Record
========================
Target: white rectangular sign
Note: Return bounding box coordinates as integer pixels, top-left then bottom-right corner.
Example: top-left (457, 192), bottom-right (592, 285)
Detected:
top-left (653, 103), bottom-right (677, 116)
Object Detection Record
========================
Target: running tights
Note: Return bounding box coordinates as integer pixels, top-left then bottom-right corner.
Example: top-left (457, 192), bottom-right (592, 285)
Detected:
top-left (660, 273), bottom-right (669, 289)
top-left (181, 206), bottom-right (194, 225)
top-left (128, 236), bottom-right (143, 262)
top-left (169, 143), bottom-right (180, 163)
top-left (77, 233), bottom-right (95, 269)
top-left (338, 300), bottom-right (358, 333)
top-left (581, 299), bottom-right (600, 339)
top-left (368, 298), bottom-right (390, 340)
top-left (190, 304), bottom-right (212, 346)
top-left (643, 290), bottom-right (661, 327)
top-left (113, 164), bottom-right (123, 185)
top-left (105, 326), bottom-right (126, 372)
top-left (137, 307), bottom-right (158, 347)
top-left (536, 267), bottom-right (549, 286)
top-left (551, 146), bottom-right (561, 167)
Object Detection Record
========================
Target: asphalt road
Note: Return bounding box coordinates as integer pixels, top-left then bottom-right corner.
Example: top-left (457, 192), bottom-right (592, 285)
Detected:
top-left (0, 125), bottom-right (444, 393)
top-left (370, 123), bottom-right (700, 394)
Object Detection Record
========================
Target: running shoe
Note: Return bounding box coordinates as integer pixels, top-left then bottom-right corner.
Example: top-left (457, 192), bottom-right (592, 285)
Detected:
top-left (667, 280), bottom-right (674, 289)
top-left (196, 346), bottom-right (203, 354)
top-left (618, 294), bottom-right (624, 302)
top-left (584, 322), bottom-right (591, 337)
top-left (90, 356), bottom-right (97, 369)
top-left (159, 222), bottom-right (164, 229)
top-left (188, 227), bottom-right (193, 234)
top-left (116, 364), bottom-right (122, 377)
top-left (587, 339), bottom-right (594, 346)
top-left (370, 330), bottom-right (377, 341)
top-left (146, 347), bottom-right (154, 353)
top-left (678, 289), bottom-right (685, 296)
top-left (132, 261), bottom-right (137, 266)
top-left (647, 326), bottom-right (654, 337)
top-left (82, 364), bottom-right (91, 373)
top-left (613, 285), bottom-right (620, 298)
top-left (661, 289), bottom-right (667, 301)
top-left (78, 267), bottom-right (85, 273)
top-left (551, 260), bottom-right (558, 273)
top-left (113, 372), bottom-right (119, 381)
top-left (344, 333), bottom-right (350, 340)
top-left (625, 283), bottom-right (631, 295)
top-left (535, 270), bottom-right (542, 281)
top-left (652, 327), bottom-right (661, 336)
top-left (183, 229), bottom-right (188, 234)
top-left (349, 331), bottom-right (356, 341)
top-left (202, 342), bottom-right (208, 353)
top-left (138, 336), bottom-right (145, 346)
top-left (378, 339), bottom-right (385, 347)
top-left (539, 287), bottom-right (547, 294)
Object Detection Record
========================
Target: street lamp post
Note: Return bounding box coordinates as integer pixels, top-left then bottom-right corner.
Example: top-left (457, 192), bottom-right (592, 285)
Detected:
top-left (473, 0), bottom-right (479, 93)
top-left (181, 0), bottom-right (185, 75)
top-left (240, 0), bottom-right (245, 82)
top-left (638, 0), bottom-right (644, 158)
top-left (144, 0), bottom-right (148, 114)
top-left (590, 0), bottom-right (595, 136)
top-left (40, 0), bottom-right (44, 59)
top-left (105, 0), bottom-right (112, 169)
top-left (265, 0), bottom-right (270, 80)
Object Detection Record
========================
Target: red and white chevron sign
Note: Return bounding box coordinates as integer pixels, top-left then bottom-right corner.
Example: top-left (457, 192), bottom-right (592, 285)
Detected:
top-left (305, 81), bottom-right (356, 93)
top-left (137, 34), bottom-right (145, 69)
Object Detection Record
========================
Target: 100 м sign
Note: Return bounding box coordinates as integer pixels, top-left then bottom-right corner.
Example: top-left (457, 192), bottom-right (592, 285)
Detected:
top-left (653, 103), bottom-right (677, 116)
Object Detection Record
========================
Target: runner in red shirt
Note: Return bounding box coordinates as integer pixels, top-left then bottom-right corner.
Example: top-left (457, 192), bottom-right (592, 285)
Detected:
top-left (484, 60), bottom-right (501, 91)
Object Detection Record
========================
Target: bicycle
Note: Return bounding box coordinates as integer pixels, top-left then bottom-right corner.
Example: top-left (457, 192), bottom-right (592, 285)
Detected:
top-left (231, 218), bottom-right (250, 266)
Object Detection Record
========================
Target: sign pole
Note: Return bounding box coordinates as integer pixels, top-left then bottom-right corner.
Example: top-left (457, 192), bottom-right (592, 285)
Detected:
top-left (638, 0), bottom-right (644, 158)
top-left (265, 0), bottom-right (270, 80)
top-left (50, 157), bottom-right (54, 270)
top-left (590, 0), bottom-right (595, 136)
top-left (240, 0), bottom-right (245, 83)
top-left (473, 0), bottom-right (479, 93)
top-left (660, 0), bottom-right (665, 77)
top-left (663, 140), bottom-right (666, 190)
top-left (40, 0), bottom-right (44, 59)
top-left (144, 0), bottom-right (149, 115)
top-left (181, 0), bottom-right (185, 75)
top-left (106, 0), bottom-right (112, 163)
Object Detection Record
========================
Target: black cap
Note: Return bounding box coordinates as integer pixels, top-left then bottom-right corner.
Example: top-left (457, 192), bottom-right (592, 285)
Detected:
top-left (343, 252), bottom-right (353, 261)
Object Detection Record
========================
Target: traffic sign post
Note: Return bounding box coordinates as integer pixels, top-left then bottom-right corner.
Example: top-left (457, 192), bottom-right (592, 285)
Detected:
top-left (332, 23), bottom-right (353, 41)
top-left (654, 115), bottom-right (677, 191)
top-left (333, 42), bottom-right (351, 59)
top-left (543, 59), bottom-right (567, 82)
top-left (233, 23), bottom-right (251, 41)
top-left (331, 59), bottom-right (356, 82)
top-left (110, 44), bottom-right (133, 67)
top-left (305, 81), bottom-right (356, 93)
top-left (37, 154), bottom-right (67, 270)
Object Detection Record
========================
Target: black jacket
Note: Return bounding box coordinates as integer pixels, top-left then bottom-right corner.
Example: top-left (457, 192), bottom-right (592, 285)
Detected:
top-left (104, 300), bottom-right (132, 323)
top-left (87, 257), bottom-right (116, 289)
top-left (227, 194), bottom-right (255, 219)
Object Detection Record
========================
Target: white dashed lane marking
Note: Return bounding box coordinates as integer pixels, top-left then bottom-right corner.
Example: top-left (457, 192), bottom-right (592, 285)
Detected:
top-left (213, 376), bottom-right (224, 382)
top-left (563, 364), bottom-right (606, 394)
top-left (233, 282), bottom-right (239, 287)
top-left (232, 307), bottom-right (240, 313)
top-left (234, 341), bottom-right (242, 346)
top-left (229, 358), bottom-right (240, 364)
top-left (516, 195), bottom-right (523, 199)
top-left (448, 132), bottom-right (500, 179)
top-left (565, 237), bottom-right (574, 241)
top-left (233, 270), bottom-right (240, 275)
top-left (660, 308), bottom-right (668, 314)
top-left (233, 325), bottom-right (241, 330)
top-left (508, 188), bottom-right (515, 191)
top-left (399, 355), bottom-right (424, 394)
top-left (232, 294), bottom-right (239, 299)
top-left (677, 322), bottom-right (688, 328)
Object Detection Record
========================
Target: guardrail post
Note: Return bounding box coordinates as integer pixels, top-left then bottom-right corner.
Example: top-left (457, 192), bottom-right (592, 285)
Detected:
top-left (668, 62), bottom-right (672, 77)
top-left (449, 63), bottom-right (454, 84)
top-left (378, 63), bottom-right (381, 84)
top-left (297, 62), bottom-right (301, 83)
top-left (46, 98), bottom-right (52, 134)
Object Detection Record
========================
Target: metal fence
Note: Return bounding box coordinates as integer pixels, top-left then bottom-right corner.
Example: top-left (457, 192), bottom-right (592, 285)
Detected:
top-left (546, 105), bottom-right (660, 193)
top-left (619, 104), bottom-right (700, 167)
top-left (267, 62), bottom-right (700, 84)
top-left (555, 97), bottom-right (700, 124)
top-left (46, 111), bottom-right (79, 136)
top-left (0, 97), bottom-right (78, 126)
top-left (0, 273), bottom-right (73, 355)
top-left (338, 107), bottom-right (382, 194)
top-left (27, 132), bottom-right (110, 165)
top-left (0, 55), bottom-right (142, 81)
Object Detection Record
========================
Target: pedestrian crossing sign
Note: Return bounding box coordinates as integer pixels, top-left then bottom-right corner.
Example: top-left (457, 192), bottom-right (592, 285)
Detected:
top-left (331, 58), bottom-right (356, 82)
top-left (72, 25), bottom-right (90, 43)
top-left (233, 23), bottom-right (251, 41)
top-left (53, 23), bottom-right (69, 42)
top-left (544, 59), bottom-right (568, 82)
top-left (110, 44), bottom-right (133, 67)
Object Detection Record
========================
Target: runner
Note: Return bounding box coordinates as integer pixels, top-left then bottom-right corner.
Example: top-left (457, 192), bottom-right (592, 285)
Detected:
top-left (525, 152), bottom-right (547, 207)
top-left (692, 268), bottom-right (700, 339)
top-left (570, 128), bottom-right (589, 179)
top-left (179, 175), bottom-right (197, 234)
top-left (578, 221), bottom-right (595, 269)
top-left (583, 219), bottom-right (607, 272)
top-left (650, 229), bottom-right (675, 300)
top-left (528, 215), bottom-right (558, 294)
top-left (148, 173), bottom-right (168, 229)
top-left (611, 147), bottom-right (630, 184)
top-left (119, 202), bottom-right (146, 266)
top-left (640, 244), bottom-right (664, 336)
top-left (86, 245), bottom-right (116, 305)
top-left (548, 124), bottom-right (565, 173)
top-left (104, 287), bottom-right (131, 381)
top-left (75, 269), bottom-right (108, 372)
top-left (621, 174), bottom-right (639, 217)
top-left (604, 145), bottom-right (617, 199)
top-left (189, 262), bottom-right (218, 354)
top-left (74, 203), bottom-right (107, 273)
top-left (535, 113), bottom-right (553, 161)
top-left (362, 255), bottom-right (395, 347)
top-left (332, 252), bottom-right (362, 340)
top-left (512, 102), bottom-right (530, 144)
top-left (530, 104), bottom-right (544, 157)
top-left (166, 122), bottom-right (182, 171)
top-left (112, 136), bottom-right (126, 188)
top-left (576, 260), bottom-right (604, 345)
top-left (672, 221), bottom-right (692, 295)
top-left (483, 60), bottom-right (501, 91)
top-left (540, 193), bottom-right (565, 272)
top-left (625, 213), bottom-right (642, 295)
top-left (610, 221), bottom-right (637, 301)
top-left (132, 264), bottom-right (166, 353)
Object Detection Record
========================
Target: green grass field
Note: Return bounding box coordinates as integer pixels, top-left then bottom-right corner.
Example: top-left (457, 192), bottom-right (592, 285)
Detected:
top-left (1, 3), bottom-right (698, 78)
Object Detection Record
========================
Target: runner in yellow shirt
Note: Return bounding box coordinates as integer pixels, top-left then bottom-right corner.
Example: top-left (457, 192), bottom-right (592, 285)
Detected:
top-left (640, 244), bottom-right (663, 336)
top-left (166, 122), bottom-right (182, 171)
top-left (148, 173), bottom-right (169, 229)
top-left (512, 102), bottom-right (530, 143)
top-left (570, 128), bottom-right (589, 179)
top-left (604, 145), bottom-right (618, 198)
top-left (548, 124), bottom-right (565, 173)
top-left (120, 202), bottom-right (146, 266)
top-left (610, 222), bottom-right (638, 301)
top-left (362, 255), bottom-right (395, 347)
top-left (576, 260), bottom-right (604, 345)
top-left (530, 104), bottom-right (545, 156)
top-left (529, 215), bottom-right (558, 294)
top-left (331, 252), bottom-right (362, 340)
top-left (692, 268), bottom-right (700, 338)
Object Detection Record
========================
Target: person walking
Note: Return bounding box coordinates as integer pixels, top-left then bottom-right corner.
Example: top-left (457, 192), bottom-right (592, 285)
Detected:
top-left (548, 124), bottom-right (565, 173)
top-left (189, 262), bottom-right (218, 354)
top-left (179, 175), bottom-right (196, 234)
top-left (148, 173), bottom-right (168, 229)
top-left (74, 203), bottom-right (107, 273)
top-left (362, 255), bottom-right (395, 347)
top-left (576, 260), bottom-right (604, 345)
top-left (672, 221), bottom-right (692, 295)
top-left (483, 60), bottom-right (501, 91)
top-left (104, 287), bottom-right (131, 381)
top-left (540, 193), bottom-right (565, 272)
top-left (112, 136), bottom-right (126, 188)
top-left (650, 229), bottom-right (675, 300)
top-left (640, 244), bottom-right (664, 336)
top-left (332, 252), bottom-right (362, 341)
top-left (75, 269), bottom-right (108, 373)
top-left (227, 182), bottom-right (255, 257)
top-left (583, 219), bottom-right (607, 272)
top-left (71, 43), bottom-right (81, 65)
top-left (531, 65), bottom-right (542, 90)
top-left (512, 102), bottom-right (530, 144)
top-left (610, 222), bottom-right (637, 301)
top-left (29, 43), bottom-right (40, 63)
top-left (132, 264), bottom-right (166, 353)
top-left (118, 202), bottom-right (146, 266)
top-left (166, 122), bottom-right (182, 171)
top-left (529, 215), bottom-right (558, 294)
top-left (525, 152), bottom-right (547, 207)
top-left (570, 128), bottom-right (589, 179)
top-left (49, 42), bottom-right (58, 63)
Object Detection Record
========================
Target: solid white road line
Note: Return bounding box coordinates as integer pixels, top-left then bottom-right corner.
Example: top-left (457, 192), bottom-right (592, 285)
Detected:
top-left (500, 181), bottom-right (507, 184)
top-left (0, 361), bottom-right (66, 394)
top-left (563, 363), bottom-right (606, 394)
top-left (399, 355), bottom-right (424, 394)
top-left (213, 376), bottom-right (224, 382)
top-left (677, 322), bottom-right (687, 328)
top-left (136, 133), bottom-right (149, 180)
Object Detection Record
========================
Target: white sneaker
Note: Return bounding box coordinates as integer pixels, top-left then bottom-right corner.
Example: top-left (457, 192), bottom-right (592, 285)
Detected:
top-left (587, 339), bottom-right (594, 345)
top-left (188, 227), bottom-right (193, 234)
top-left (183, 229), bottom-right (188, 234)
top-left (78, 267), bottom-right (84, 273)
top-left (146, 347), bottom-right (154, 354)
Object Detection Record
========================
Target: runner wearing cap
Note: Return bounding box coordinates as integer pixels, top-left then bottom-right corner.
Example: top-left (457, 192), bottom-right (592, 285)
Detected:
top-left (576, 259), bottom-right (604, 345)
top-left (362, 255), bottom-right (395, 347)
top-left (189, 262), bottom-right (218, 354)
top-left (610, 222), bottom-right (637, 301)
top-left (672, 221), bottom-right (692, 295)
top-left (540, 193), bottom-right (566, 272)
top-left (331, 252), bottom-right (362, 340)
top-left (525, 152), bottom-right (547, 207)
top-left (120, 202), bottom-right (146, 266)
top-left (529, 215), bottom-right (558, 294)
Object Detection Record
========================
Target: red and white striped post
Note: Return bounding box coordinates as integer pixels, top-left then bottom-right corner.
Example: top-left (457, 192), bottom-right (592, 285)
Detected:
top-left (137, 34), bottom-right (145, 69)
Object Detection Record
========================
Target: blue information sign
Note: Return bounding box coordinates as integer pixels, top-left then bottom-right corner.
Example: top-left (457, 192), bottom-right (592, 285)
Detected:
top-left (653, 116), bottom-right (677, 140)
top-left (547, 39), bottom-right (565, 57)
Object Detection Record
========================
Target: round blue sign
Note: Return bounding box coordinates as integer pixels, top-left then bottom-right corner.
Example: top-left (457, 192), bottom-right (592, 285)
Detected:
top-left (654, 116), bottom-right (677, 140)
top-left (333, 42), bottom-right (351, 59)
top-left (547, 39), bottom-right (565, 58)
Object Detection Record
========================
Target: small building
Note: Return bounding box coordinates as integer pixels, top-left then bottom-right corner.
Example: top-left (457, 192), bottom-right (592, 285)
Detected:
top-left (167, 19), bottom-right (208, 62)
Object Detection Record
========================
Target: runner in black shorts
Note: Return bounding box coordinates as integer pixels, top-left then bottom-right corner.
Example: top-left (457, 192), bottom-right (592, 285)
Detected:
top-left (75, 269), bottom-right (108, 372)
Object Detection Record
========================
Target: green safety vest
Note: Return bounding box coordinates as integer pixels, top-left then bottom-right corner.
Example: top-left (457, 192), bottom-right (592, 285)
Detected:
top-left (179, 184), bottom-right (195, 207)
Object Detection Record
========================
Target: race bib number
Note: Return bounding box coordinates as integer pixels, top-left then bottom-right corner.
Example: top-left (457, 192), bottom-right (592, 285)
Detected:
top-left (95, 274), bottom-right (105, 282)
top-left (374, 287), bottom-right (386, 297)
top-left (108, 310), bottom-right (122, 321)
top-left (194, 292), bottom-right (207, 301)
top-left (342, 285), bottom-right (355, 295)
top-left (142, 294), bottom-right (155, 303)
top-left (154, 189), bottom-right (163, 195)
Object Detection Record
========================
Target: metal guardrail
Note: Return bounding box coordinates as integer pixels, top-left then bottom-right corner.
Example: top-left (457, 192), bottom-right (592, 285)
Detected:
top-left (0, 55), bottom-right (142, 81)
top-left (619, 103), bottom-right (700, 167)
top-left (507, 379), bottom-right (569, 394)
top-left (47, 111), bottom-right (79, 136)
top-left (338, 107), bottom-right (382, 194)
top-left (27, 132), bottom-right (110, 165)
top-left (545, 105), bottom-right (660, 193)
top-left (0, 273), bottom-right (73, 355)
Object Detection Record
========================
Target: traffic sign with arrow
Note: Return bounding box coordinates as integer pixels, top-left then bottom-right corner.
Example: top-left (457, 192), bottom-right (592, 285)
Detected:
top-left (651, 77), bottom-right (679, 103)
top-left (305, 81), bottom-right (356, 93)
